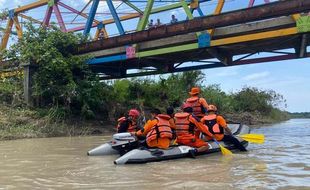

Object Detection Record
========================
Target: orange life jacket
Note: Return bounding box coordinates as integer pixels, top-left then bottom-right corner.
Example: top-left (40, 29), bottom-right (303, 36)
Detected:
top-left (185, 97), bottom-right (205, 117)
top-left (203, 114), bottom-right (224, 134)
top-left (116, 117), bottom-right (137, 132)
top-left (146, 114), bottom-right (173, 144)
top-left (174, 112), bottom-right (195, 136)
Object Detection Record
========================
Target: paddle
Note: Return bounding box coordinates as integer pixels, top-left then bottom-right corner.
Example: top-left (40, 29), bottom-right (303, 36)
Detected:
top-left (213, 138), bottom-right (233, 156)
top-left (236, 134), bottom-right (265, 144)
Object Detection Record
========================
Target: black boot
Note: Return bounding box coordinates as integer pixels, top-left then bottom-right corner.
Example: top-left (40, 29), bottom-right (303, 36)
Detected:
top-left (188, 149), bottom-right (197, 158)
top-left (223, 135), bottom-right (247, 152)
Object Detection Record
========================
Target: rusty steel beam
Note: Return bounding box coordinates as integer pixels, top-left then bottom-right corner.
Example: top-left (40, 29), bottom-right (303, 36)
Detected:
top-left (98, 53), bottom-right (310, 80)
top-left (78, 0), bottom-right (310, 54)
top-left (19, 14), bottom-right (43, 25)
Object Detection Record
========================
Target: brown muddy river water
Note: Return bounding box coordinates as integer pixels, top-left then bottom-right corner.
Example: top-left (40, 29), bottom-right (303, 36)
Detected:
top-left (0, 119), bottom-right (310, 190)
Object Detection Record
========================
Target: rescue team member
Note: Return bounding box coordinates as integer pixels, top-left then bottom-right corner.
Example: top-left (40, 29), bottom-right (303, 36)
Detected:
top-left (117, 109), bottom-right (140, 133)
top-left (185, 87), bottom-right (209, 138)
top-left (174, 104), bottom-right (214, 157)
top-left (166, 106), bottom-right (175, 121)
top-left (185, 87), bottom-right (209, 119)
top-left (131, 108), bottom-right (173, 149)
top-left (201, 105), bottom-right (247, 151)
top-left (166, 107), bottom-right (177, 144)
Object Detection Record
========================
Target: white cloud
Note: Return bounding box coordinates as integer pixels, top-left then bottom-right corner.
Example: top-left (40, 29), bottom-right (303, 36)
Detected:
top-left (13, 0), bottom-right (21, 6)
top-left (98, 1), bottom-right (110, 12)
top-left (242, 71), bottom-right (270, 81)
top-left (66, 0), bottom-right (80, 8)
top-left (215, 67), bottom-right (239, 77)
top-left (72, 0), bottom-right (120, 16)
top-left (0, 0), bottom-right (5, 8)
top-left (261, 78), bottom-right (303, 88)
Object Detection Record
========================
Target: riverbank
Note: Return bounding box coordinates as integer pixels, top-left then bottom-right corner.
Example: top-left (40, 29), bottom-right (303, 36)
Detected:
top-left (0, 104), bottom-right (289, 141)
top-left (0, 104), bottom-right (114, 140)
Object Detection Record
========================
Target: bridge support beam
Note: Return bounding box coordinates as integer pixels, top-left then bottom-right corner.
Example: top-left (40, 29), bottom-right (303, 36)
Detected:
top-left (207, 48), bottom-right (232, 65)
top-left (137, 0), bottom-right (154, 31)
top-left (42, 6), bottom-right (53, 27)
top-left (95, 22), bottom-right (108, 40)
top-left (0, 18), bottom-right (13, 50)
top-left (296, 34), bottom-right (308, 58)
top-left (13, 16), bottom-right (23, 39)
top-left (208, 0), bottom-right (225, 36)
top-left (106, 0), bottom-right (125, 35)
top-left (123, 0), bottom-right (143, 14)
top-left (23, 63), bottom-right (37, 106)
top-left (84, 0), bottom-right (100, 36)
top-left (53, 3), bottom-right (67, 32)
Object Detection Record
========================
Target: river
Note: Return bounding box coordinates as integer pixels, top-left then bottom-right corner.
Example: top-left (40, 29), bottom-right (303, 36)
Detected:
top-left (0, 119), bottom-right (309, 190)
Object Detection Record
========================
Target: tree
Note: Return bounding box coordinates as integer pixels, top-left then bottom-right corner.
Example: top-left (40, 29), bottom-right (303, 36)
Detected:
top-left (201, 84), bottom-right (233, 113)
top-left (232, 87), bottom-right (285, 115)
top-left (4, 23), bottom-right (105, 118)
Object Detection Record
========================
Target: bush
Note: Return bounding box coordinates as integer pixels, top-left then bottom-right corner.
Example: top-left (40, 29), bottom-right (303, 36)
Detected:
top-left (232, 87), bottom-right (282, 115)
top-left (0, 76), bottom-right (23, 105)
top-left (201, 84), bottom-right (233, 113)
top-left (4, 23), bottom-right (104, 119)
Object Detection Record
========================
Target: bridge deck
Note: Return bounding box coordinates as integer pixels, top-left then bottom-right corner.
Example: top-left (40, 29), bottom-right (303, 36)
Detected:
top-left (82, 16), bottom-right (309, 79)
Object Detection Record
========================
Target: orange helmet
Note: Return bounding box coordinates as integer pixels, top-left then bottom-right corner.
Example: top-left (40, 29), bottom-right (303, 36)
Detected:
top-left (207, 104), bottom-right (217, 112)
top-left (189, 87), bottom-right (200, 95)
top-left (128, 109), bottom-right (140, 117)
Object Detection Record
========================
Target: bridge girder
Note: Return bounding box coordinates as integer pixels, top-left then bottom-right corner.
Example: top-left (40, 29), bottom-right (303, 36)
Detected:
top-left (74, 0), bottom-right (310, 79)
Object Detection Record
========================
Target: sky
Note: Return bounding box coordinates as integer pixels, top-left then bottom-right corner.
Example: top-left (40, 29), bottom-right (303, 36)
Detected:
top-left (1, 0), bottom-right (310, 112)
top-left (201, 58), bottom-right (310, 112)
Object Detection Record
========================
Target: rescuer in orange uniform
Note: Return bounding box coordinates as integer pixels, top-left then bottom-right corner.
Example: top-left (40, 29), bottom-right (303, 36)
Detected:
top-left (185, 87), bottom-right (209, 119)
top-left (166, 106), bottom-right (177, 144)
top-left (201, 104), bottom-right (247, 151)
top-left (116, 109), bottom-right (140, 133)
top-left (185, 87), bottom-right (209, 138)
top-left (132, 108), bottom-right (173, 149)
top-left (174, 104), bottom-right (214, 157)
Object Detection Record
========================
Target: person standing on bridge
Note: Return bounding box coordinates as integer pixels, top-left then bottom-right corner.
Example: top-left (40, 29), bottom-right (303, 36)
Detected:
top-left (170, 14), bottom-right (178, 24)
top-left (148, 19), bottom-right (154, 29)
top-left (155, 19), bottom-right (162, 27)
top-left (201, 104), bottom-right (247, 151)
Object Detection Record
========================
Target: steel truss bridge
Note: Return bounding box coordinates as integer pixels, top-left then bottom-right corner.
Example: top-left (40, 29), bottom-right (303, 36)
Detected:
top-left (1, 0), bottom-right (310, 79)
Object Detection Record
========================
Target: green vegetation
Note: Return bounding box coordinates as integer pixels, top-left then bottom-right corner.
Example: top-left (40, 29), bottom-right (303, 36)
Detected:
top-left (0, 70), bottom-right (289, 140)
top-left (0, 23), bottom-right (290, 140)
top-left (0, 9), bottom-right (8, 21)
top-left (289, 112), bottom-right (310, 118)
top-left (4, 23), bottom-right (108, 119)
